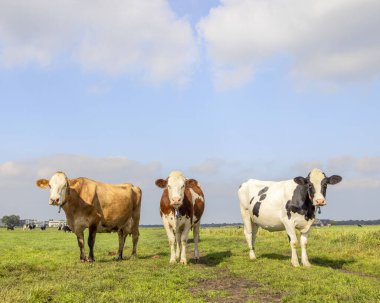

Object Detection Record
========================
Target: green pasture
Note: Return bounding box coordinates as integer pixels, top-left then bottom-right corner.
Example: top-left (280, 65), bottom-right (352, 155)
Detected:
top-left (0, 225), bottom-right (379, 303)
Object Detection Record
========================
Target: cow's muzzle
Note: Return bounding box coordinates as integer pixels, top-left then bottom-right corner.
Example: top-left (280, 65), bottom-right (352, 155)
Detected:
top-left (315, 199), bottom-right (326, 206)
top-left (49, 198), bottom-right (60, 205)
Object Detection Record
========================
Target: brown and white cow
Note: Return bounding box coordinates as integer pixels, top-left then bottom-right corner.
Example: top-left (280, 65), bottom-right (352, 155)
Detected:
top-left (36, 172), bottom-right (142, 262)
top-left (155, 171), bottom-right (205, 264)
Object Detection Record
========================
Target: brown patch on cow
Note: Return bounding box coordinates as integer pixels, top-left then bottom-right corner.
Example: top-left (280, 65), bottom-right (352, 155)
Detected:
top-left (190, 270), bottom-right (282, 303)
top-left (159, 189), bottom-right (173, 216)
top-left (194, 198), bottom-right (205, 223)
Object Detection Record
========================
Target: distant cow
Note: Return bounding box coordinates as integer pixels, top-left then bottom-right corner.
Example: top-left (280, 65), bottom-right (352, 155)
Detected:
top-left (28, 223), bottom-right (36, 230)
top-left (40, 225), bottom-right (47, 231)
top-left (36, 172), bottom-right (142, 262)
top-left (155, 171), bottom-right (205, 264)
top-left (62, 225), bottom-right (72, 232)
top-left (238, 168), bottom-right (342, 267)
top-left (7, 225), bottom-right (14, 230)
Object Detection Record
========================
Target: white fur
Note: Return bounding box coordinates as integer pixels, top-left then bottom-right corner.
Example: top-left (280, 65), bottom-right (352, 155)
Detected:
top-left (48, 172), bottom-right (68, 205)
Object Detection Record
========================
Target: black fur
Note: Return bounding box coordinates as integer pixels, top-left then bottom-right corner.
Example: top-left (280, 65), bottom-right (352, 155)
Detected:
top-left (253, 202), bottom-right (261, 217)
top-left (285, 184), bottom-right (315, 221)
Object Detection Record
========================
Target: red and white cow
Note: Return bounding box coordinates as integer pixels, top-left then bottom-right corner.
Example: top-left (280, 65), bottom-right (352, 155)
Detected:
top-left (238, 168), bottom-right (342, 267)
top-left (155, 171), bottom-right (205, 264)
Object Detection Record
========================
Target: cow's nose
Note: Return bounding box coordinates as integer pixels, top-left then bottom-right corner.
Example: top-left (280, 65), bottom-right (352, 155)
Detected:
top-left (316, 199), bottom-right (325, 205)
top-left (50, 198), bottom-right (59, 204)
top-left (172, 197), bottom-right (181, 203)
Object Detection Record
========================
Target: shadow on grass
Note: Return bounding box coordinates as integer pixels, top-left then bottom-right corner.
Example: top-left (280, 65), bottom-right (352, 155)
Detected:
top-left (196, 250), bottom-right (232, 266)
top-left (261, 253), bottom-right (356, 269)
top-left (310, 257), bottom-right (356, 269)
top-left (261, 253), bottom-right (290, 261)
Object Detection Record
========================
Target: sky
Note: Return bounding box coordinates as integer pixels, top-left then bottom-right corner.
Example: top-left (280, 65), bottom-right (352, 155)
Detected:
top-left (0, 0), bottom-right (379, 224)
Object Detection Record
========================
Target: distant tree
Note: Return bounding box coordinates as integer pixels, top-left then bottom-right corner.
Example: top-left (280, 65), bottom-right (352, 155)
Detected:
top-left (1, 215), bottom-right (20, 227)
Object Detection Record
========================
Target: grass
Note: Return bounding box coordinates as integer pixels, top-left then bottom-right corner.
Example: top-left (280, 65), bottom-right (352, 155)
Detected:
top-left (0, 225), bottom-right (379, 302)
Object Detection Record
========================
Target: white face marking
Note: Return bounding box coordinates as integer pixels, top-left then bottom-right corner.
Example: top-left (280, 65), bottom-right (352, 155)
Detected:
top-left (48, 173), bottom-right (68, 205)
top-left (167, 171), bottom-right (186, 208)
top-left (309, 168), bottom-right (326, 205)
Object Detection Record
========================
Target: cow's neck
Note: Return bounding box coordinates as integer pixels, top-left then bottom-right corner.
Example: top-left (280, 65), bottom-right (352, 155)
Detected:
top-left (286, 185), bottom-right (316, 221)
top-left (58, 186), bottom-right (72, 214)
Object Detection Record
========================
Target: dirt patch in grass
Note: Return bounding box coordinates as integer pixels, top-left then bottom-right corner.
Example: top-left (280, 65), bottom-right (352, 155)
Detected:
top-left (189, 270), bottom-right (282, 303)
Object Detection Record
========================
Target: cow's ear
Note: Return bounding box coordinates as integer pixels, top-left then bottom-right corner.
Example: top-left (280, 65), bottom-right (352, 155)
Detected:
top-left (68, 179), bottom-right (79, 188)
top-left (327, 175), bottom-right (342, 185)
top-left (155, 179), bottom-right (167, 188)
top-left (185, 179), bottom-right (198, 188)
top-left (36, 179), bottom-right (49, 188)
top-left (293, 176), bottom-right (308, 185)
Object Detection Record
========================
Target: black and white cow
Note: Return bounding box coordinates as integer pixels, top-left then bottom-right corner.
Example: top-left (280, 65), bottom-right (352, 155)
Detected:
top-left (238, 168), bottom-right (342, 267)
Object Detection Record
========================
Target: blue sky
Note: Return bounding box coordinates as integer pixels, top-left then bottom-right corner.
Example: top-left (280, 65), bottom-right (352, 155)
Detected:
top-left (0, 0), bottom-right (379, 224)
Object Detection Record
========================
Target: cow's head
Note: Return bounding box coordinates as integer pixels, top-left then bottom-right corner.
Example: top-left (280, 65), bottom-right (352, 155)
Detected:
top-left (294, 168), bottom-right (342, 206)
top-left (155, 171), bottom-right (198, 209)
top-left (36, 172), bottom-right (70, 206)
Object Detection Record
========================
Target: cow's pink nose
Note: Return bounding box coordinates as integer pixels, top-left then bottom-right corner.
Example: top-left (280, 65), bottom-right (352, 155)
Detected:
top-left (172, 197), bottom-right (181, 203)
top-left (50, 198), bottom-right (59, 204)
top-left (316, 199), bottom-right (325, 205)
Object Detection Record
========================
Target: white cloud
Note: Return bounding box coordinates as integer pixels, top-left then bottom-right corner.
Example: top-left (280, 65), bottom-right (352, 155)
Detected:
top-left (0, 0), bottom-right (197, 84)
top-left (198, 0), bottom-right (380, 89)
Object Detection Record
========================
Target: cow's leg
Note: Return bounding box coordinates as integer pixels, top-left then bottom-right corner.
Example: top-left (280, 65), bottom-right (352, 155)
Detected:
top-left (284, 223), bottom-right (300, 267)
top-left (116, 230), bottom-right (127, 261)
top-left (175, 228), bottom-right (182, 261)
top-left (180, 223), bottom-right (191, 265)
top-left (163, 217), bottom-right (176, 263)
top-left (300, 231), bottom-right (311, 267)
top-left (76, 231), bottom-right (86, 262)
top-left (131, 226), bottom-right (139, 259)
top-left (240, 205), bottom-right (257, 260)
top-left (87, 225), bottom-right (97, 262)
top-left (193, 222), bottom-right (201, 262)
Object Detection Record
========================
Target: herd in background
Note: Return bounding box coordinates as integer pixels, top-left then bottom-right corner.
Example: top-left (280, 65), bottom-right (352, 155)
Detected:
top-left (32, 168), bottom-right (342, 267)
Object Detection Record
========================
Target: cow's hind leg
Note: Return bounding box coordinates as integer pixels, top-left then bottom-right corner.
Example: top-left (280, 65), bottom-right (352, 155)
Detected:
top-left (193, 222), bottom-right (201, 262)
top-left (131, 224), bottom-right (139, 259)
top-left (116, 230), bottom-right (127, 261)
top-left (240, 205), bottom-right (258, 260)
top-left (88, 225), bottom-right (97, 262)
top-left (300, 231), bottom-right (311, 267)
top-left (76, 230), bottom-right (86, 262)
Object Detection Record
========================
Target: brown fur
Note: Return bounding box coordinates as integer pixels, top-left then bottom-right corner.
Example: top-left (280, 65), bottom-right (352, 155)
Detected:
top-left (36, 173), bottom-right (142, 262)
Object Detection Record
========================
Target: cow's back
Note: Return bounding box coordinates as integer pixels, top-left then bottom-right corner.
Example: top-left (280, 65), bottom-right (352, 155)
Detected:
top-left (71, 178), bottom-right (138, 229)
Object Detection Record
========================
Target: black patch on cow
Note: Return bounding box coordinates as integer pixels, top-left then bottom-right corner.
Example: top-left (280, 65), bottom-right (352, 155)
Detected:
top-left (259, 194), bottom-right (266, 201)
top-left (258, 187), bottom-right (269, 196)
top-left (287, 235), bottom-right (291, 242)
top-left (285, 184), bottom-right (315, 221)
top-left (253, 202), bottom-right (261, 217)
top-left (249, 196), bottom-right (255, 204)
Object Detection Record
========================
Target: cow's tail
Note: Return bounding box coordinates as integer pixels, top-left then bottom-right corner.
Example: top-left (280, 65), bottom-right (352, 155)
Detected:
top-left (131, 186), bottom-right (142, 231)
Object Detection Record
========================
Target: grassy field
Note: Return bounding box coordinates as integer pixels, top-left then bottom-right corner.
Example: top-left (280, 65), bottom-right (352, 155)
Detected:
top-left (0, 225), bottom-right (379, 303)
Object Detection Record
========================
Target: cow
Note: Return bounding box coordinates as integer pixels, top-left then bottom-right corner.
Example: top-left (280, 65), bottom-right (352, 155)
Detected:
top-left (238, 168), bottom-right (342, 267)
top-left (62, 225), bottom-right (72, 232)
top-left (36, 171), bottom-right (142, 262)
top-left (28, 223), bottom-right (36, 230)
top-left (40, 225), bottom-right (47, 231)
top-left (155, 171), bottom-right (205, 264)
top-left (7, 225), bottom-right (15, 230)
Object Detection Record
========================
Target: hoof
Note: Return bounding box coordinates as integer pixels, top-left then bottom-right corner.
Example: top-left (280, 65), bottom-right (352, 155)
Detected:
top-left (291, 261), bottom-right (300, 267)
top-left (130, 254), bottom-right (138, 260)
top-left (88, 258), bottom-right (94, 263)
top-left (169, 259), bottom-right (176, 264)
top-left (302, 262), bottom-right (311, 267)
top-left (115, 256), bottom-right (124, 261)
top-left (180, 259), bottom-right (187, 265)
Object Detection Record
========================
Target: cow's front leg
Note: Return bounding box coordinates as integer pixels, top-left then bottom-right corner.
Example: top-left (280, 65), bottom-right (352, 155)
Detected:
top-left (300, 231), bottom-right (311, 267)
top-left (88, 225), bottom-right (97, 262)
top-left (284, 222), bottom-right (299, 267)
top-left (163, 217), bottom-right (176, 263)
top-left (180, 223), bottom-right (191, 265)
top-left (76, 231), bottom-right (86, 262)
top-left (116, 230), bottom-right (127, 261)
top-left (175, 228), bottom-right (182, 261)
